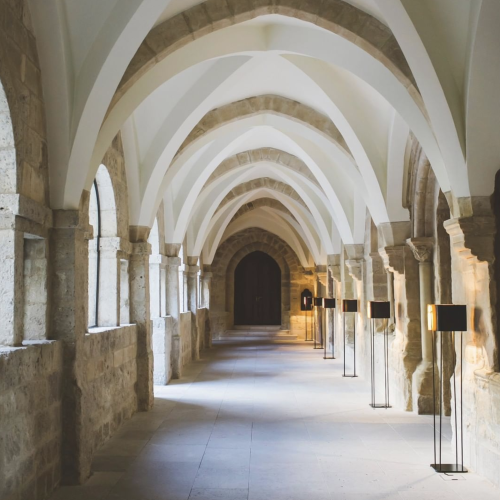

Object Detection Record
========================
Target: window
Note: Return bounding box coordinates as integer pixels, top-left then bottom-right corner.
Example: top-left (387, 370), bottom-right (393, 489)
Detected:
top-left (88, 179), bottom-right (101, 328)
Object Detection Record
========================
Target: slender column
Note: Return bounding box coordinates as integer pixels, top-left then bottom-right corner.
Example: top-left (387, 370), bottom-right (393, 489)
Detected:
top-left (201, 271), bottom-right (212, 309)
top-left (165, 249), bottom-right (182, 379)
top-left (129, 231), bottom-right (154, 411)
top-left (407, 237), bottom-right (435, 414)
top-left (0, 226), bottom-right (24, 345)
top-left (50, 209), bottom-right (89, 484)
top-left (149, 254), bottom-right (162, 319)
top-left (186, 258), bottom-right (200, 360)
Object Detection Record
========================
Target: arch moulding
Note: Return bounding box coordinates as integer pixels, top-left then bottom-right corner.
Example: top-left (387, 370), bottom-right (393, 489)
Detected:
top-left (211, 228), bottom-right (305, 335)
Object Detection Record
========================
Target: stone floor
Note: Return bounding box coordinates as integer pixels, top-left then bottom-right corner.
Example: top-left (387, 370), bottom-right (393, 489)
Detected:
top-left (51, 337), bottom-right (500, 500)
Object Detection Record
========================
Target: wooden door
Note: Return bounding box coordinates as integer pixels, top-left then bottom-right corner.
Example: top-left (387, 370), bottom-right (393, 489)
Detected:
top-left (234, 251), bottom-right (281, 325)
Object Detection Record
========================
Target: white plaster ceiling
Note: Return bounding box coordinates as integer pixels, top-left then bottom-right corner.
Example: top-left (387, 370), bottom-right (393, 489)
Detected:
top-left (27, 0), bottom-right (500, 266)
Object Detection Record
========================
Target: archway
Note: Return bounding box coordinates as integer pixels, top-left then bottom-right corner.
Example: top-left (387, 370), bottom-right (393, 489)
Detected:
top-left (234, 251), bottom-right (281, 326)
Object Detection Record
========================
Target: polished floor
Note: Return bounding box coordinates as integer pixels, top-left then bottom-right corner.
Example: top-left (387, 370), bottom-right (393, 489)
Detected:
top-left (51, 338), bottom-right (499, 500)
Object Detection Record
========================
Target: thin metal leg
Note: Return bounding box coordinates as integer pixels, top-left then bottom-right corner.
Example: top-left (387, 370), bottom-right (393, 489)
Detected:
top-left (453, 331), bottom-right (458, 467)
top-left (324, 309), bottom-right (335, 359)
top-left (370, 319), bottom-right (374, 407)
top-left (353, 318), bottom-right (356, 376)
top-left (439, 331), bottom-right (443, 470)
top-left (432, 331), bottom-right (437, 467)
top-left (431, 330), bottom-right (467, 474)
top-left (343, 314), bottom-right (346, 377)
top-left (461, 332), bottom-right (464, 471)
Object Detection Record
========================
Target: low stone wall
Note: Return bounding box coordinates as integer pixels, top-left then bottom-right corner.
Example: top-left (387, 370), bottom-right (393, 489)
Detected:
top-left (180, 313), bottom-right (192, 368)
top-left (0, 341), bottom-right (62, 500)
top-left (82, 325), bottom-right (138, 460)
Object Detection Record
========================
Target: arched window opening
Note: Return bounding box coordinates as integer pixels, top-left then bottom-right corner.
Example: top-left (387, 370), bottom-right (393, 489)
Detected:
top-left (88, 179), bottom-right (101, 328)
top-left (88, 164), bottom-right (119, 329)
top-left (23, 235), bottom-right (48, 340)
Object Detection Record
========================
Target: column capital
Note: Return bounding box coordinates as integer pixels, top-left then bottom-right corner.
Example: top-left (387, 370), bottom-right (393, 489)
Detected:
top-left (185, 265), bottom-right (200, 277)
top-left (315, 266), bottom-right (328, 287)
top-left (201, 272), bottom-right (213, 280)
top-left (379, 245), bottom-right (405, 275)
top-left (327, 254), bottom-right (341, 282)
top-left (345, 259), bottom-right (363, 282)
top-left (165, 256), bottom-right (181, 268)
top-left (129, 225), bottom-right (150, 243)
top-left (406, 237), bottom-right (434, 263)
top-left (444, 215), bottom-right (495, 264)
top-left (130, 241), bottom-right (151, 257)
top-left (344, 244), bottom-right (364, 260)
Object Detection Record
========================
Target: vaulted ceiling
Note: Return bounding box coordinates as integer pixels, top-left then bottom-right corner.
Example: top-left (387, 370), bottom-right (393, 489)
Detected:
top-left (28, 0), bottom-right (500, 265)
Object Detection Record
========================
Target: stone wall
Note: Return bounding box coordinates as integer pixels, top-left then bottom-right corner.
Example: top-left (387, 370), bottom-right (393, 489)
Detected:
top-left (82, 326), bottom-right (138, 460)
top-left (0, 341), bottom-right (62, 500)
top-left (0, 0), bottom-right (48, 204)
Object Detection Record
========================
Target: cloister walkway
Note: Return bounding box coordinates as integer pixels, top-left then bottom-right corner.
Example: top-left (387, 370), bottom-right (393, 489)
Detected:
top-left (51, 338), bottom-right (499, 500)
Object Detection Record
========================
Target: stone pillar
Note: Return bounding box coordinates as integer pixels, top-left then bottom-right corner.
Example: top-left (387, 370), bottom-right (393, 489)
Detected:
top-left (201, 270), bottom-right (212, 309)
top-left (129, 227), bottom-right (153, 411)
top-left (201, 265), bottom-right (212, 347)
top-left (0, 226), bottom-right (24, 345)
top-left (149, 254), bottom-right (162, 319)
top-left (186, 257), bottom-right (200, 360)
top-left (407, 237), bottom-right (436, 414)
top-left (379, 243), bottom-right (421, 411)
top-left (165, 244), bottom-right (182, 379)
top-left (443, 211), bottom-right (496, 478)
top-left (49, 209), bottom-right (89, 484)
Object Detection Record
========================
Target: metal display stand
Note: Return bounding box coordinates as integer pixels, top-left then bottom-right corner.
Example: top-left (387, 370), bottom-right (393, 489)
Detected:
top-left (428, 304), bottom-right (468, 474)
top-left (368, 301), bottom-right (391, 409)
top-left (323, 298), bottom-right (336, 359)
top-left (342, 299), bottom-right (358, 378)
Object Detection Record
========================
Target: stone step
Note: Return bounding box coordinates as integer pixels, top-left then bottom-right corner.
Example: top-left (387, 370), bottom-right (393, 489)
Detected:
top-left (233, 325), bottom-right (282, 331)
top-left (222, 330), bottom-right (297, 341)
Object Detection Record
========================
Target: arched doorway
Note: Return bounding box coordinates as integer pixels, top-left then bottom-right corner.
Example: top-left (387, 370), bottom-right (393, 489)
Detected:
top-left (234, 251), bottom-right (281, 325)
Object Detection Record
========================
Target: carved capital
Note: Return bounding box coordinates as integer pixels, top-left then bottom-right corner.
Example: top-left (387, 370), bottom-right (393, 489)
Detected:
top-left (444, 216), bottom-right (496, 264)
top-left (316, 271), bottom-right (328, 287)
top-left (406, 237), bottom-right (434, 263)
top-left (345, 259), bottom-right (363, 282)
top-left (327, 254), bottom-right (341, 282)
top-left (379, 245), bottom-right (405, 275)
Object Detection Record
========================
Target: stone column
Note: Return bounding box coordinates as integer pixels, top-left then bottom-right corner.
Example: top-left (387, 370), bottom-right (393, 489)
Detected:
top-left (0, 224), bottom-right (24, 346)
top-left (201, 265), bottom-right (212, 347)
top-left (407, 237), bottom-right (435, 414)
top-left (165, 244), bottom-right (182, 379)
top-left (129, 227), bottom-right (153, 411)
top-left (186, 257), bottom-right (200, 360)
top-left (49, 209), bottom-right (89, 484)
top-left (201, 270), bottom-right (212, 309)
top-left (149, 254), bottom-right (162, 319)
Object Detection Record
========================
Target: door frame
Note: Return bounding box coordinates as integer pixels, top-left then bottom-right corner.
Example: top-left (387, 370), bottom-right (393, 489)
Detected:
top-left (226, 249), bottom-right (290, 330)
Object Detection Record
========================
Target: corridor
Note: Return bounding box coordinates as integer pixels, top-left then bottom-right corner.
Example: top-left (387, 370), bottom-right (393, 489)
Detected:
top-left (51, 338), bottom-right (499, 500)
